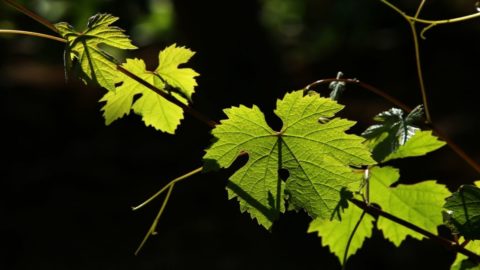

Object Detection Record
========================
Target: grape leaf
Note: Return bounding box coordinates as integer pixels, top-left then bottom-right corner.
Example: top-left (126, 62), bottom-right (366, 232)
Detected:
top-left (450, 239), bottom-right (480, 270)
top-left (363, 105), bottom-right (426, 162)
top-left (308, 203), bottom-right (374, 265)
top-left (55, 13), bottom-right (137, 91)
top-left (100, 57), bottom-right (187, 134)
top-left (384, 130), bottom-right (446, 161)
top-left (370, 166), bottom-right (450, 246)
top-left (203, 90), bottom-right (375, 229)
top-left (444, 184), bottom-right (480, 240)
top-left (155, 44), bottom-right (199, 100)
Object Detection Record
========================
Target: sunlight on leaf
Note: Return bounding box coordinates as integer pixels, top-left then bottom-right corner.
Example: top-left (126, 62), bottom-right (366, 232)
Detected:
top-left (370, 166), bottom-right (450, 246)
top-left (308, 203), bottom-right (374, 265)
top-left (55, 13), bottom-right (137, 91)
top-left (203, 90), bottom-right (375, 229)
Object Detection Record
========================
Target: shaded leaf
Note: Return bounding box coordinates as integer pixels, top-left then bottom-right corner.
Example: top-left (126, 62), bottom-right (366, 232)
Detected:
top-left (444, 184), bottom-right (480, 240)
top-left (203, 90), bottom-right (375, 229)
top-left (363, 105), bottom-right (427, 162)
top-left (450, 239), bottom-right (480, 270)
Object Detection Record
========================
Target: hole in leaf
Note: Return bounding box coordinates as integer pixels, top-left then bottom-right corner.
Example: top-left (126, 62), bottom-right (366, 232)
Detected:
top-left (265, 112), bottom-right (283, 132)
top-left (278, 168), bottom-right (289, 181)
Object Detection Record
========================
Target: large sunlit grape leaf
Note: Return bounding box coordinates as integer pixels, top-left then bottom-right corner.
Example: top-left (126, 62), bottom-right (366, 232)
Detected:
top-left (370, 166), bottom-right (451, 246)
top-left (308, 203), bottom-right (374, 265)
top-left (450, 238), bottom-right (480, 270)
top-left (203, 90), bottom-right (375, 229)
top-left (100, 58), bottom-right (187, 134)
top-left (55, 13), bottom-right (137, 91)
top-left (155, 44), bottom-right (199, 100)
top-left (444, 183), bottom-right (480, 240)
top-left (362, 105), bottom-right (436, 162)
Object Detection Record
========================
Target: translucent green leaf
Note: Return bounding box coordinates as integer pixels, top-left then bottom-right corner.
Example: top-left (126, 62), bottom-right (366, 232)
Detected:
top-left (384, 130), bottom-right (446, 161)
top-left (155, 44), bottom-right (199, 99)
top-left (55, 13), bottom-right (137, 91)
top-left (451, 239), bottom-right (480, 270)
top-left (203, 90), bottom-right (375, 229)
top-left (308, 204), bottom-right (374, 265)
top-left (100, 58), bottom-right (187, 134)
top-left (370, 166), bottom-right (451, 246)
top-left (444, 185), bottom-right (480, 240)
top-left (363, 105), bottom-right (430, 162)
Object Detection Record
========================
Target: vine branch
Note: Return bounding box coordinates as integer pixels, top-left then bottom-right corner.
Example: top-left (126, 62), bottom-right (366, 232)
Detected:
top-left (116, 66), bottom-right (217, 128)
top-left (350, 198), bottom-right (480, 263)
top-left (3, 0), bottom-right (59, 33)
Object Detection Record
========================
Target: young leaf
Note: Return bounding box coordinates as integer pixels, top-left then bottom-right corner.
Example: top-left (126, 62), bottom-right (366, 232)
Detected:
top-left (308, 203), bottom-right (374, 265)
top-left (363, 105), bottom-right (431, 162)
top-left (450, 239), bottom-right (480, 270)
top-left (370, 166), bottom-right (451, 246)
top-left (203, 90), bottom-right (375, 229)
top-left (444, 184), bottom-right (480, 240)
top-left (156, 44), bottom-right (199, 100)
top-left (100, 58), bottom-right (188, 134)
top-left (384, 130), bottom-right (446, 161)
top-left (55, 13), bottom-right (137, 91)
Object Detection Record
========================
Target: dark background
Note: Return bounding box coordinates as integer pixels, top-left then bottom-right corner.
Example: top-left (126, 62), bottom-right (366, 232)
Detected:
top-left (1, 0), bottom-right (479, 269)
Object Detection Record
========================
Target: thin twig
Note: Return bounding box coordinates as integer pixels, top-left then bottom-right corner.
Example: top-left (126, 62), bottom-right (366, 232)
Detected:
top-left (3, 0), bottom-right (59, 33)
top-left (132, 166), bottom-right (203, 211)
top-left (134, 184), bottom-right (175, 256)
top-left (381, 0), bottom-right (480, 26)
top-left (350, 198), bottom-right (480, 263)
top-left (305, 77), bottom-right (480, 174)
top-left (305, 78), bottom-right (411, 113)
top-left (0, 29), bottom-right (66, 43)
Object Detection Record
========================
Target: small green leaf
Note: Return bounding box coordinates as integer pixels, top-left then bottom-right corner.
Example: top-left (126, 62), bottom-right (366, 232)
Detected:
top-left (450, 239), bottom-right (480, 270)
top-left (370, 166), bottom-right (451, 246)
top-left (156, 44), bottom-right (199, 100)
top-left (444, 185), bottom-right (480, 240)
top-left (55, 13), bottom-right (137, 91)
top-left (308, 203), bottom-right (374, 265)
top-left (363, 105), bottom-right (428, 162)
top-left (203, 90), bottom-right (375, 229)
top-left (384, 130), bottom-right (446, 161)
top-left (100, 58), bottom-right (187, 134)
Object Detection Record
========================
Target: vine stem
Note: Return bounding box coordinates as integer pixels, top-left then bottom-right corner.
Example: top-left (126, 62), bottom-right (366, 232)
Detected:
top-left (381, 0), bottom-right (480, 26)
top-left (134, 184), bottom-right (174, 256)
top-left (132, 166), bottom-right (203, 211)
top-left (116, 66), bottom-right (217, 128)
top-left (132, 166), bottom-right (203, 255)
top-left (305, 78), bottom-right (411, 112)
top-left (305, 77), bottom-right (480, 175)
top-left (350, 198), bottom-right (480, 263)
top-left (3, 0), bottom-right (480, 261)
top-left (381, 0), bottom-right (480, 124)
top-left (3, 0), bottom-right (59, 33)
top-left (0, 29), bottom-right (66, 43)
